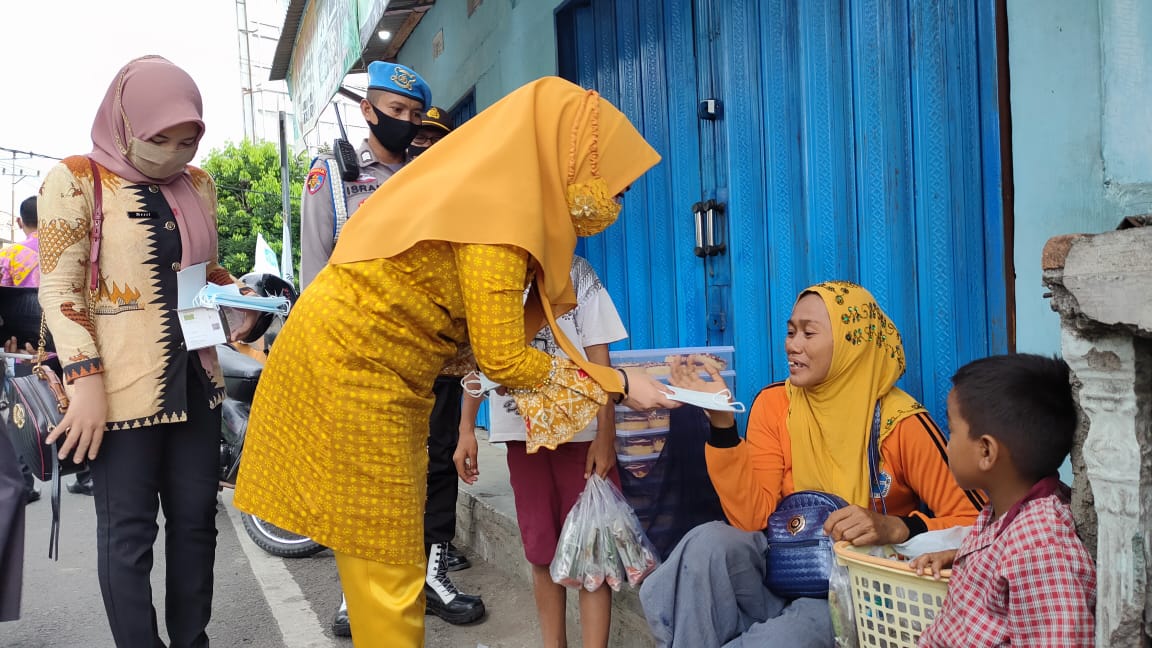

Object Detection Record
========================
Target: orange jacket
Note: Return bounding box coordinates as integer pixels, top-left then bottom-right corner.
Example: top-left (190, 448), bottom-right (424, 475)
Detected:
top-left (706, 383), bottom-right (984, 532)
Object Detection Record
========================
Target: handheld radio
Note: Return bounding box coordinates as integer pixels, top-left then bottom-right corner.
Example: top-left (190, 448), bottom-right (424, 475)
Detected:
top-left (332, 105), bottom-right (360, 182)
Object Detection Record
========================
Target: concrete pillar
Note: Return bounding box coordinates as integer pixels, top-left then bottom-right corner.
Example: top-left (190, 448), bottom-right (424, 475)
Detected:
top-left (1044, 226), bottom-right (1152, 646)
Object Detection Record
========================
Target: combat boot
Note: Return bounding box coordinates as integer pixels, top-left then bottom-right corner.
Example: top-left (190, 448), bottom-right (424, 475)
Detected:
top-left (424, 542), bottom-right (485, 624)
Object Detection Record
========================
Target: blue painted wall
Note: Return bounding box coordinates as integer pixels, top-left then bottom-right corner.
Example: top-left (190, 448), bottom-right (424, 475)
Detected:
top-left (396, 0), bottom-right (566, 112)
top-left (1008, 1), bottom-right (1107, 354)
top-left (1009, 0), bottom-right (1152, 355)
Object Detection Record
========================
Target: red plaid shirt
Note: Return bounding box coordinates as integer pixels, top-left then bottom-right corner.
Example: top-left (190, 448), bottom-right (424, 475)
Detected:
top-left (919, 478), bottom-right (1096, 647)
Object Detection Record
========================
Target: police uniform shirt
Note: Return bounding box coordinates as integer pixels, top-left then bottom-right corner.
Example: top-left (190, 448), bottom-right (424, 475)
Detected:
top-left (299, 140), bottom-right (404, 288)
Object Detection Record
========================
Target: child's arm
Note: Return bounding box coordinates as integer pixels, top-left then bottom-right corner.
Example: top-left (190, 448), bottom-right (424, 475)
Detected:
top-left (454, 388), bottom-right (483, 484)
top-left (909, 550), bottom-right (955, 580)
top-left (1004, 543), bottom-right (1096, 646)
top-left (583, 343), bottom-right (617, 479)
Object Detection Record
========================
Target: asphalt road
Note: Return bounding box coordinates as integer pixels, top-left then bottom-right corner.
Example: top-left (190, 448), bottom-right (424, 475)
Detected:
top-left (4, 487), bottom-right (549, 648)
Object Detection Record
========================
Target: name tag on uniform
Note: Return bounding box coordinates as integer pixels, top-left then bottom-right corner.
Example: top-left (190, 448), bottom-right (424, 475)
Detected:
top-left (128, 210), bottom-right (157, 219)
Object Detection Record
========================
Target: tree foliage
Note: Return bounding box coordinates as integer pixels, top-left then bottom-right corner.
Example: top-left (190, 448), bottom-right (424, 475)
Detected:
top-left (200, 140), bottom-right (309, 280)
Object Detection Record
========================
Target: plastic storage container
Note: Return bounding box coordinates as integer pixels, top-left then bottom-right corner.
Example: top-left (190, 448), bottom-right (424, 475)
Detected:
top-left (610, 346), bottom-right (737, 432)
top-left (615, 427), bottom-right (669, 457)
top-left (617, 452), bottom-right (662, 480)
top-left (833, 542), bottom-right (949, 648)
top-left (610, 346), bottom-right (735, 377)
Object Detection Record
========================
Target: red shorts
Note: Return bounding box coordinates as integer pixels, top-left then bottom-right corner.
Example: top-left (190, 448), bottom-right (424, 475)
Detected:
top-left (505, 441), bottom-right (621, 565)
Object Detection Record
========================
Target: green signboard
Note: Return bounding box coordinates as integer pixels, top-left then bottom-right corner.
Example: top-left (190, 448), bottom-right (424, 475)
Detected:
top-left (285, 0), bottom-right (361, 132)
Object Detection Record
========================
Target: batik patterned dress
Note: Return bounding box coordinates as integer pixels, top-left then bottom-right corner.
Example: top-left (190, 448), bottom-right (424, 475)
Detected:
top-left (0, 232), bottom-right (40, 287)
top-left (233, 242), bottom-right (608, 565)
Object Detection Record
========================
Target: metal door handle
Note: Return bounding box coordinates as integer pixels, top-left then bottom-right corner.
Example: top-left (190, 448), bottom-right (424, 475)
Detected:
top-left (705, 200), bottom-right (726, 256)
top-left (704, 201), bottom-right (715, 251)
top-left (692, 201), bottom-right (706, 257)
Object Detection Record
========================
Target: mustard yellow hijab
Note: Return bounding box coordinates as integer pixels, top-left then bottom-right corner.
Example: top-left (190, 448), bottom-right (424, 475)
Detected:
top-left (787, 281), bottom-right (926, 507)
top-left (330, 76), bottom-right (660, 391)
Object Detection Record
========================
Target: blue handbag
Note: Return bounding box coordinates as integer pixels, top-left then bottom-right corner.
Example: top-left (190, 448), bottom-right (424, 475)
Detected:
top-left (763, 402), bottom-right (885, 599)
top-left (763, 490), bottom-right (849, 598)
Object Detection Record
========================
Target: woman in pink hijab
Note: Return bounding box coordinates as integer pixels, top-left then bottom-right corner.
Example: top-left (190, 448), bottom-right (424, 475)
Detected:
top-left (37, 56), bottom-right (255, 648)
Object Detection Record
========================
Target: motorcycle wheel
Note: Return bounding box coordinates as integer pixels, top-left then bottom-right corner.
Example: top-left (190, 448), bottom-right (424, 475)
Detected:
top-left (241, 512), bottom-right (327, 558)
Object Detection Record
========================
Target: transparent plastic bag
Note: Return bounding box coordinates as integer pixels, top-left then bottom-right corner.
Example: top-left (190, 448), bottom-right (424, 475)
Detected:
top-left (550, 473), bottom-right (661, 591)
top-left (828, 562), bottom-right (859, 648)
top-left (549, 489), bottom-right (591, 589)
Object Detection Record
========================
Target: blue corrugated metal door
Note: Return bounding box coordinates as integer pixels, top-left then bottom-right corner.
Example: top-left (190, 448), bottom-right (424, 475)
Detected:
top-left (556, 0), bottom-right (1007, 425)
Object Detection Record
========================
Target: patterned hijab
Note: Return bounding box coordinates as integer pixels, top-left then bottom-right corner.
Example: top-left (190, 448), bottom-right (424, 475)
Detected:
top-left (89, 56), bottom-right (216, 268)
top-left (330, 76), bottom-right (660, 391)
top-left (786, 281), bottom-right (926, 507)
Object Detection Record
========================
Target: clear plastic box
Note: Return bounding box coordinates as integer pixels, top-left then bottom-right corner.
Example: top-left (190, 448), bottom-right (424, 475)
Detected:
top-left (617, 452), bottom-right (662, 479)
top-left (610, 345), bottom-right (735, 377)
top-left (615, 427), bottom-right (669, 457)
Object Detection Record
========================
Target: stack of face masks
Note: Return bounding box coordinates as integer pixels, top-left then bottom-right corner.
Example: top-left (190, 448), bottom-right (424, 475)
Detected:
top-left (193, 284), bottom-right (291, 316)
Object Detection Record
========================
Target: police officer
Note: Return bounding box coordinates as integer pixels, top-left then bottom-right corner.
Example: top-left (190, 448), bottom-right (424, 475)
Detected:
top-left (406, 105), bottom-right (453, 159)
top-left (298, 63), bottom-right (485, 636)
top-left (299, 62), bottom-right (423, 289)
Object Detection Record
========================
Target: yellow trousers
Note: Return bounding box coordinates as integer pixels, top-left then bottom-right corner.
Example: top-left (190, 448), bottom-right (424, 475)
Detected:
top-left (335, 552), bottom-right (425, 647)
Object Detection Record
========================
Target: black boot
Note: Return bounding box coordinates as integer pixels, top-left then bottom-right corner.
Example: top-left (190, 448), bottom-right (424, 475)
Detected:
top-left (424, 542), bottom-right (484, 625)
top-left (445, 542), bottom-right (471, 572)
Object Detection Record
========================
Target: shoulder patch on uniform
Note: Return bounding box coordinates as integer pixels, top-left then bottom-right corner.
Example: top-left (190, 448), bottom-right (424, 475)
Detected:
top-left (306, 167), bottom-right (327, 195)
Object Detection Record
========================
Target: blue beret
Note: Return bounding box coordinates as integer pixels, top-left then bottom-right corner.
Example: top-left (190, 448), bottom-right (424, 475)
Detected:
top-left (366, 61), bottom-right (431, 108)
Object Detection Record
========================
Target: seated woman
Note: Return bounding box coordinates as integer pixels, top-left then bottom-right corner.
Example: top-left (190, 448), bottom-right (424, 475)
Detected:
top-left (639, 281), bottom-right (984, 648)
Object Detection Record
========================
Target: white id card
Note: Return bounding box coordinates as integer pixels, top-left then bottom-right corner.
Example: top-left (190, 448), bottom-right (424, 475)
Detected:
top-left (176, 262), bottom-right (226, 349)
top-left (178, 307), bottom-right (226, 350)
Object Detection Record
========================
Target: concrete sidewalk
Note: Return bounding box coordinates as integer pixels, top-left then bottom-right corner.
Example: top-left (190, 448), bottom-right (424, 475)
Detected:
top-left (454, 429), bottom-right (656, 648)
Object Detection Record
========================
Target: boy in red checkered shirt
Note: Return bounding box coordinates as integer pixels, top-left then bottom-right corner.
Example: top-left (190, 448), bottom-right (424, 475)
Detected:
top-left (913, 354), bottom-right (1096, 647)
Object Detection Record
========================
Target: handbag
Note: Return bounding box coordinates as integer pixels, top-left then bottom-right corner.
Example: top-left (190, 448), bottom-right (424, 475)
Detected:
top-left (3, 319), bottom-right (86, 560)
top-left (763, 402), bottom-right (885, 599)
top-left (0, 157), bottom-right (104, 560)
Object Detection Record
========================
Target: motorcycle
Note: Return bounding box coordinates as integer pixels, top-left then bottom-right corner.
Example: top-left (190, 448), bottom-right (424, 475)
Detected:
top-left (216, 273), bottom-right (325, 559)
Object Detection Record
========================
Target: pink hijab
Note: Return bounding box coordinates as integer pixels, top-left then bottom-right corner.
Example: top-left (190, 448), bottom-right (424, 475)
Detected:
top-left (89, 56), bottom-right (216, 267)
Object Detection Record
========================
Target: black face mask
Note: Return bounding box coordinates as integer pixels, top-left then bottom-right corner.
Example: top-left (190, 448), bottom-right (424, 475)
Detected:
top-left (407, 144), bottom-right (430, 159)
top-left (368, 105), bottom-right (419, 154)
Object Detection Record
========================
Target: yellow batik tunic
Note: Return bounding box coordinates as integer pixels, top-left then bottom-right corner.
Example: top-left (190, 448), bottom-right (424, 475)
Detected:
top-left (233, 242), bottom-right (607, 565)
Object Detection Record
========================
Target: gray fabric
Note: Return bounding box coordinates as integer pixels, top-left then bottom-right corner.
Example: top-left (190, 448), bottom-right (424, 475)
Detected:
top-left (0, 419), bottom-right (26, 622)
top-left (640, 521), bottom-right (833, 648)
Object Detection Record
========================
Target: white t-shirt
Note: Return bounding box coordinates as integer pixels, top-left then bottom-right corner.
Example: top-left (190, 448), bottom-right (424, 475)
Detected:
top-left (487, 256), bottom-right (627, 444)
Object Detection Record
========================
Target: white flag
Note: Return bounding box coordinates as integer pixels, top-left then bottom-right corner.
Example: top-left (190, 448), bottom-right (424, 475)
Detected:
top-left (253, 232), bottom-right (280, 277)
top-left (280, 211), bottom-right (295, 285)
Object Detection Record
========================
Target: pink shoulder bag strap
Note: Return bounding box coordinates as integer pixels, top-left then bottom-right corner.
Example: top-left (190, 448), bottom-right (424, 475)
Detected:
top-left (87, 157), bottom-right (104, 291)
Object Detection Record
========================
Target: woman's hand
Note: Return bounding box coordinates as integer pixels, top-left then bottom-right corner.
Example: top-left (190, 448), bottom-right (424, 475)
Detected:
top-left (667, 354), bottom-right (729, 393)
top-left (4, 337), bottom-right (35, 355)
top-left (823, 505), bottom-right (910, 546)
top-left (585, 432), bottom-right (617, 479)
top-left (909, 549), bottom-right (956, 580)
top-left (620, 367), bottom-right (679, 412)
top-left (45, 373), bottom-right (108, 462)
top-left (667, 354), bottom-right (736, 427)
top-left (453, 427), bottom-right (480, 484)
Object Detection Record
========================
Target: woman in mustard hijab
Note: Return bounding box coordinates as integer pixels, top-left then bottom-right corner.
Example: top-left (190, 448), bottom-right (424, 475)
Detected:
top-left (639, 282), bottom-right (984, 648)
top-left (234, 77), bottom-right (672, 645)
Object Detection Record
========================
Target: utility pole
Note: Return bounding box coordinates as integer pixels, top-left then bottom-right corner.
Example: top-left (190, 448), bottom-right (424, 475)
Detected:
top-left (1, 148), bottom-right (48, 241)
top-left (235, 0), bottom-right (257, 141)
